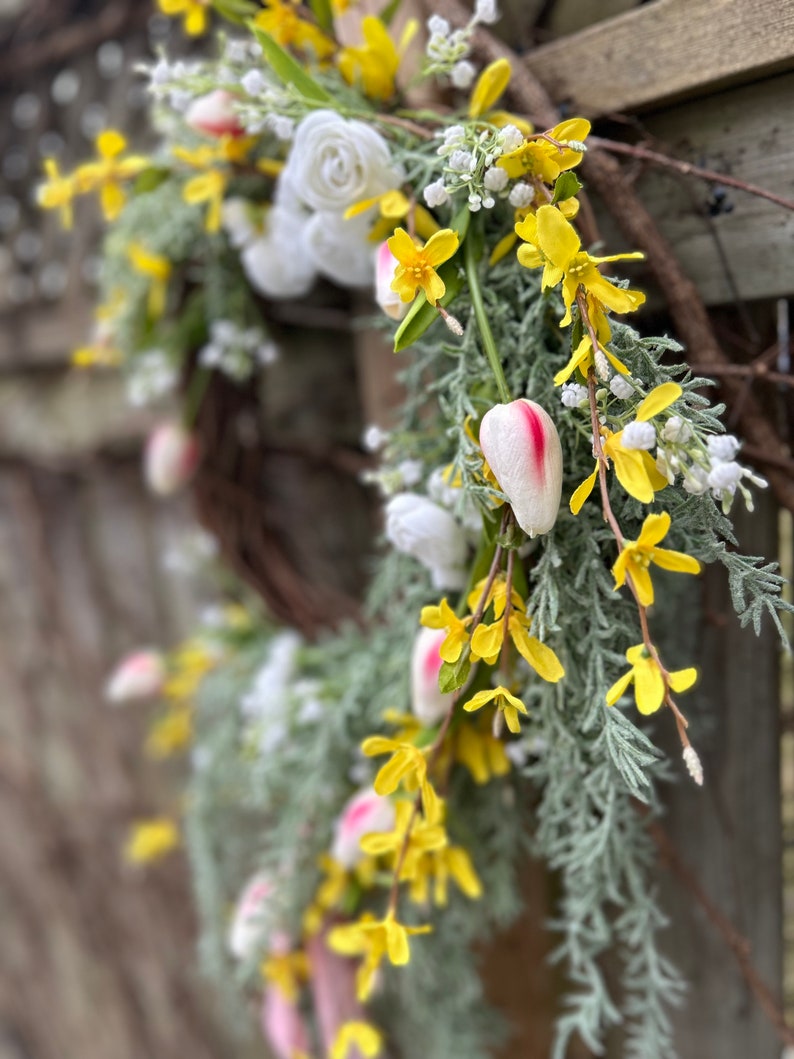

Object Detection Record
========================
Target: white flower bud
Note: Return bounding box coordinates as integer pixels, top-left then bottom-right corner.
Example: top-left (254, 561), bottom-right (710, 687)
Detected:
top-left (621, 420), bottom-right (657, 451)
top-left (384, 493), bottom-right (468, 589)
top-left (241, 69), bottom-right (267, 97)
top-left (185, 89), bottom-right (244, 138)
top-left (411, 627), bottom-right (451, 725)
top-left (144, 422), bottom-right (200, 496)
top-left (661, 415), bottom-right (692, 444)
top-left (498, 124), bottom-right (524, 155)
top-left (609, 374), bottom-right (634, 399)
top-left (427, 15), bottom-right (451, 36)
top-left (707, 460), bottom-right (743, 493)
top-left (474, 0), bottom-right (499, 24)
top-left (468, 193), bottom-right (482, 211)
top-left (683, 745), bottom-right (703, 786)
top-left (706, 433), bottom-right (741, 463)
top-left (423, 178), bottom-right (449, 208)
top-left (508, 181), bottom-right (534, 208)
top-left (561, 382), bottom-right (588, 408)
top-left (331, 788), bottom-right (396, 868)
top-left (483, 166), bottom-right (508, 192)
top-left (448, 149), bottom-right (474, 172)
top-left (105, 649), bottom-right (165, 703)
top-left (451, 60), bottom-right (477, 88)
top-left (479, 399), bottom-right (563, 537)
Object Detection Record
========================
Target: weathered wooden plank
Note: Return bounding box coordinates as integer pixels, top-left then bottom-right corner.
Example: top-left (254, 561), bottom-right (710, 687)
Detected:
top-left (658, 494), bottom-right (782, 1057)
top-left (525, 0), bottom-right (794, 116)
top-left (0, 369), bottom-right (155, 460)
top-left (540, 0), bottom-right (639, 40)
top-left (590, 72), bottom-right (794, 306)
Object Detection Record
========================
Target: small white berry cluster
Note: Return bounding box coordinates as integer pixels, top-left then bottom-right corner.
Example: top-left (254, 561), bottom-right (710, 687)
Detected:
top-left (424, 1), bottom-right (500, 85)
top-left (126, 349), bottom-right (178, 407)
top-left (425, 123), bottom-right (524, 213)
top-left (198, 320), bottom-right (278, 383)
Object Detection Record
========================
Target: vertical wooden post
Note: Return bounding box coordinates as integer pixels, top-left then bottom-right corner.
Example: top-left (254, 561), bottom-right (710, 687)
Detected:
top-left (660, 493), bottom-right (783, 1056)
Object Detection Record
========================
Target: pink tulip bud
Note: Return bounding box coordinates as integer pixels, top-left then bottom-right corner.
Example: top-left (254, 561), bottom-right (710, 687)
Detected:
top-left (228, 872), bottom-right (276, 960)
top-left (105, 649), bottom-right (165, 703)
top-left (375, 241), bottom-right (408, 321)
top-left (479, 399), bottom-right (563, 537)
top-left (261, 986), bottom-right (312, 1059)
top-left (185, 89), bottom-right (244, 138)
top-left (143, 422), bottom-right (200, 496)
top-left (331, 787), bottom-right (395, 869)
top-left (410, 627), bottom-right (450, 725)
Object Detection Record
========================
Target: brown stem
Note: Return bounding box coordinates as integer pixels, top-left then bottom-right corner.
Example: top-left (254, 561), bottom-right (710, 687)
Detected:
top-left (375, 112), bottom-right (436, 141)
top-left (433, 0), bottom-right (794, 514)
top-left (588, 136), bottom-right (794, 213)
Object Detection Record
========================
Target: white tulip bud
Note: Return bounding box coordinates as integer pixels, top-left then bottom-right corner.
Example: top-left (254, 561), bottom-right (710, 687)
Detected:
top-left (185, 89), bottom-right (244, 138)
top-left (331, 787), bottom-right (396, 868)
top-left (228, 872), bottom-right (275, 961)
top-left (144, 423), bottom-right (200, 496)
top-left (105, 649), bottom-right (165, 703)
top-left (375, 240), bottom-right (408, 320)
top-left (410, 627), bottom-right (451, 725)
top-left (479, 399), bottom-right (563, 537)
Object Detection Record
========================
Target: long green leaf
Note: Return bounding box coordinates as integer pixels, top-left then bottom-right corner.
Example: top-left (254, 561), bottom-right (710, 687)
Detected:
top-left (308, 0), bottom-right (333, 33)
top-left (249, 25), bottom-right (332, 103)
top-left (380, 0), bottom-right (402, 25)
top-left (393, 259), bottom-right (465, 352)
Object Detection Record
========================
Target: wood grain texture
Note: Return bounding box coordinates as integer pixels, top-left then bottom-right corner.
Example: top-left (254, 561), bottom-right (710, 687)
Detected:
top-left (525, 0), bottom-right (794, 116)
top-left (591, 72), bottom-right (794, 306)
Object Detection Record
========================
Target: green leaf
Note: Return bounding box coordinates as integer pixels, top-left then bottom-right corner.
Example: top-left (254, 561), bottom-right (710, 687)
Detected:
top-left (551, 171), bottom-right (583, 204)
top-left (212, 0), bottom-right (258, 22)
top-left (393, 260), bottom-right (465, 352)
top-left (308, 0), bottom-right (333, 33)
top-left (134, 167), bottom-right (170, 195)
top-left (439, 655), bottom-right (471, 694)
top-left (380, 0), bottom-right (402, 25)
top-left (249, 24), bottom-right (333, 103)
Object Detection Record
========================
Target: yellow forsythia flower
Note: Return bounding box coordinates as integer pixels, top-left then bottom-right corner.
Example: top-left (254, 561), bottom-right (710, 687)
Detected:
top-left (606, 644), bottom-right (697, 715)
top-left (124, 818), bottom-right (179, 864)
top-left (612, 511), bottom-right (701, 607)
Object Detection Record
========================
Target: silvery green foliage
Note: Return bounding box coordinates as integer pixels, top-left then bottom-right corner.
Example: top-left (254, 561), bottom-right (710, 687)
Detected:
top-left (179, 225), bottom-right (790, 1059)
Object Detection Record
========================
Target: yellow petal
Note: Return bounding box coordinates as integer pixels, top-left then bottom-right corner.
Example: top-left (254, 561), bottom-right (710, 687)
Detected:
top-left (513, 633), bottom-right (565, 683)
top-left (503, 705), bottom-right (522, 733)
top-left (669, 666), bottom-right (698, 693)
top-left (374, 753), bottom-right (413, 795)
top-left (344, 192), bottom-right (384, 220)
top-left (361, 736), bottom-right (396, 757)
top-left (629, 563), bottom-right (655, 607)
top-left (535, 204), bottom-right (580, 270)
top-left (636, 382), bottom-right (683, 422)
top-left (462, 688), bottom-right (498, 713)
top-left (385, 919), bottom-right (410, 964)
top-left (423, 269), bottom-right (446, 306)
top-left (470, 622), bottom-right (503, 662)
top-left (489, 231), bottom-right (518, 266)
top-left (570, 464), bottom-right (598, 515)
top-left (605, 668), bottom-right (633, 706)
top-left (97, 129), bottom-right (126, 158)
top-left (610, 445), bottom-right (658, 503)
top-left (633, 657), bottom-right (665, 714)
top-left (612, 549), bottom-right (631, 590)
top-left (468, 58), bottom-right (511, 119)
top-left (446, 847), bottom-right (482, 899)
top-left (651, 547), bottom-right (701, 575)
top-left (637, 511), bottom-right (671, 548)
top-left (554, 335), bottom-right (592, 386)
top-left (414, 204), bottom-right (441, 240)
top-left (423, 228), bottom-right (459, 268)
top-left (387, 226), bottom-right (416, 264)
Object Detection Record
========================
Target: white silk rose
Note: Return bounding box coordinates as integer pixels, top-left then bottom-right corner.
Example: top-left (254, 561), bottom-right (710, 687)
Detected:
top-left (303, 210), bottom-right (375, 288)
top-left (241, 203), bottom-right (317, 299)
top-left (384, 492), bottom-right (468, 590)
top-left (283, 109), bottom-right (401, 213)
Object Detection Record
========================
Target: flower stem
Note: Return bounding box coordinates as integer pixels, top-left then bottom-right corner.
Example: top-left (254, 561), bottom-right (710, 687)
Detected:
top-left (464, 234), bottom-right (511, 404)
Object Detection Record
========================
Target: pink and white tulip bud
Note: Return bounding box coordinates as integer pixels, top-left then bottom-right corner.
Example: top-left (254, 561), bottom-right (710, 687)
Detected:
top-left (185, 89), bottom-right (244, 138)
top-left (228, 872), bottom-right (275, 960)
top-left (410, 627), bottom-right (450, 726)
top-left (143, 422), bottom-right (200, 496)
top-left (375, 241), bottom-right (408, 321)
top-left (479, 399), bottom-right (563, 537)
top-left (261, 986), bottom-right (312, 1059)
top-left (331, 787), bottom-right (395, 869)
top-left (105, 649), bottom-right (165, 703)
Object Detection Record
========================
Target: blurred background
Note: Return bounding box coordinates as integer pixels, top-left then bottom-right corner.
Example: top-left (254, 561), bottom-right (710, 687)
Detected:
top-left (0, 1), bottom-right (792, 1057)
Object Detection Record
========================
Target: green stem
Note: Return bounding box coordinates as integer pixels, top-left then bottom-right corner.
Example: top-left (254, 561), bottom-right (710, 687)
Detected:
top-left (464, 235), bottom-right (511, 404)
top-left (183, 365), bottom-right (212, 430)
